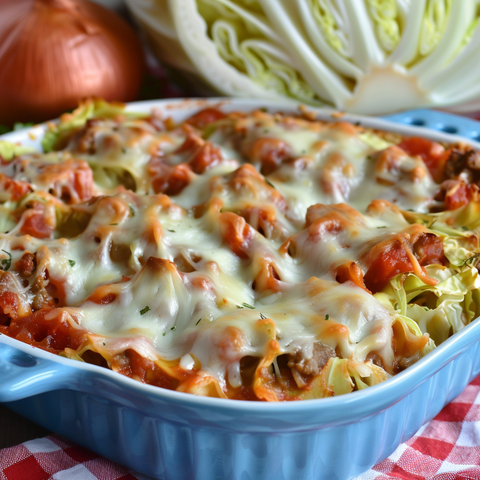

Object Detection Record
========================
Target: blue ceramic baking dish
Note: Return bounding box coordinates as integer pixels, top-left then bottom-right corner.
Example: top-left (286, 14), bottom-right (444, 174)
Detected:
top-left (1, 99), bottom-right (480, 480)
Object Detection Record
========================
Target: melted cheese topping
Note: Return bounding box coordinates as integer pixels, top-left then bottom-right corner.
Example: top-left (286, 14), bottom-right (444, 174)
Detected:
top-left (0, 104), bottom-right (471, 401)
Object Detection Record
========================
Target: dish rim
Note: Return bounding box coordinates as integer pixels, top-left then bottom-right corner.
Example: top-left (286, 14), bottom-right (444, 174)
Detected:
top-left (4, 97), bottom-right (480, 150)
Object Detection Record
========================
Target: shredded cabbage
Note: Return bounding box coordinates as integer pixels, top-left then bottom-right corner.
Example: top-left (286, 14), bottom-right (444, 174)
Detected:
top-left (0, 205), bottom-right (16, 233)
top-left (42, 99), bottom-right (141, 153)
top-left (299, 357), bottom-right (390, 399)
top-left (370, 200), bottom-right (480, 349)
top-left (0, 141), bottom-right (35, 161)
top-left (378, 264), bottom-right (480, 346)
top-left (358, 131), bottom-right (393, 150)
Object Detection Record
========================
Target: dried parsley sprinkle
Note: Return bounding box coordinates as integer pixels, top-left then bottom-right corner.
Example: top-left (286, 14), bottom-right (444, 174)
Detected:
top-left (196, 318), bottom-right (202, 325)
top-left (0, 250), bottom-right (11, 271)
top-left (68, 259), bottom-right (76, 267)
top-left (167, 229), bottom-right (176, 233)
top-left (325, 314), bottom-right (330, 321)
top-left (242, 302), bottom-right (255, 309)
top-left (260, 313), bottom-right (266, 320)
top-left (171, 325), bottom-right (176, 331)
top-left (110, 223), bottom-right (118, 226)
top-left (377, 226), bottom-right (387, 229)
top-left (140, 306), bottom-right (151, 315)
top-left (129, 204), bottom-right (135, 217)
top-left (265, 179), bottom-right (276, 189)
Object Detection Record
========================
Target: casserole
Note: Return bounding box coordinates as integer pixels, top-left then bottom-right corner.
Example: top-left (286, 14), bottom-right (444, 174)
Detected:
top-left (1, 99), bottom-right (480, 479)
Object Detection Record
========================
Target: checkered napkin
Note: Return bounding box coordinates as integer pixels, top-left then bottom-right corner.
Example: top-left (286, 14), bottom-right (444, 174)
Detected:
top-left (0, 436), bottom-right (152, 480)
top-left (2, 377), bottom-right (480, 480)
top-left (357, 374), bottom-right (480, 479)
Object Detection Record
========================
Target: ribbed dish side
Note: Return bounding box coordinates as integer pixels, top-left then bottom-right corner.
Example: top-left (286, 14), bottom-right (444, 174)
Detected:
top-left (4, 338), bottom-right (480, 480)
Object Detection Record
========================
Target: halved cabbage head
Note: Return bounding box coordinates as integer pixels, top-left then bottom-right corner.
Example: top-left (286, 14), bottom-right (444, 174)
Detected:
top-left (126, 0), bottom-right (480, 114)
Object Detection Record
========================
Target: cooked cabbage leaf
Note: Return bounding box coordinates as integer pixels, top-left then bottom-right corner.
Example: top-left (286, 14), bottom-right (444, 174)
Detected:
top-left (0, 141), bottom-right (35, 161)
top-left (378, 264), bottom-right (480, 346)
top-left (42, 99), bottom-right (142, 153)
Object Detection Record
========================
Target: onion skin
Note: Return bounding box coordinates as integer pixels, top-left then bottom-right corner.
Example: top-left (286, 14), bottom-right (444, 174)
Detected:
top-left (0, 0), bottom-right (144, 125)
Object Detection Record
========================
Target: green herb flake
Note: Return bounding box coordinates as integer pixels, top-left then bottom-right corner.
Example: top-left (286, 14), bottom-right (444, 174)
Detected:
top-left (196, 318), bottom-right (202, 326)
top-left (242, 302), bottom-right (255, 309)
top-left (236, 305), bottom-right (243, 309)
top-left (377, 226), bottom-right (387, 229)
top-left (0, 250), bottom-right (12, 271)
top-left (171, 325), bottom-right (176, 331)
top-left (325, 314), bottom-right (330, 321)
top-left (167, 229), bottom-right (176, 233)
top-left (265, 179), bottom-right (276, 189)
top-left (163, 331), bottom-right (167, 336)
top-left (129, 204), bottom-right (135, 217)
top-left (260, 107), bottom-right (268, 112)
top-left (259, 313), bottom-right (266, 320)
top-left (110, 223), bottom-right (118, 226)
top-left (68, 259), bottom-right (76, 267)
top-left (140, 306), bottom-right (151, 315)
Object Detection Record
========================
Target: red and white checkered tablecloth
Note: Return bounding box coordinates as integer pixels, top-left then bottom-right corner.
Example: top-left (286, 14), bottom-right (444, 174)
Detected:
top-left (0, 435), bottom-right (152, 480)
top-left (358, 374), bottom-right (480, 480)
top-left (2, 375), bottom-right (480, 480)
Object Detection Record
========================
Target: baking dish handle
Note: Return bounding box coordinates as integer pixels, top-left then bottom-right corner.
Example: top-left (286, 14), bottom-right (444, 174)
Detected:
top-left (0, 342), bottom-right (77, 403)
top-left (382, 109), bottom-right (480, 141)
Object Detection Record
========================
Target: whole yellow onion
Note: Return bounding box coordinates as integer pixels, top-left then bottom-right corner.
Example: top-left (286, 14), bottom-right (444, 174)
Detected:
top-left (0, 0), bottom-right (144, 125)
